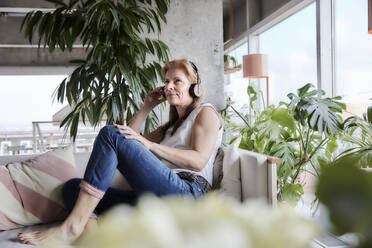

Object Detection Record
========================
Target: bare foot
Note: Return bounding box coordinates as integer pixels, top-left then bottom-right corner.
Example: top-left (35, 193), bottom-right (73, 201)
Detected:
top-left (18, 223), bottom-right (84, 245)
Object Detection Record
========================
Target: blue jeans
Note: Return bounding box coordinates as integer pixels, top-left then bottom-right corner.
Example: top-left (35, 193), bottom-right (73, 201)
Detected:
top-left (62, 125), bottom-right (207, 215)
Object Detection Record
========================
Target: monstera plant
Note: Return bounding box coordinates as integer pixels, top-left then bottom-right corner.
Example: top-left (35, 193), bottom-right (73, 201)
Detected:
top-left (21, 0), bottom-right (171, 140)
top-left (226, 83), bottom-right (346, 203)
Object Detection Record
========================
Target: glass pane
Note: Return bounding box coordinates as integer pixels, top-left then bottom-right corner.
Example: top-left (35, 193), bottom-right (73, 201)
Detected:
top-left (0, 75), bottom-right (65, 130)
top-left (0, 75), bottom-right (98, 155)
top-left (335, 0), bottom-right (372, 117)
top-left (225, 42), bottom-right (249, 112)
top-left (259, 2), bottom-right (317, 105)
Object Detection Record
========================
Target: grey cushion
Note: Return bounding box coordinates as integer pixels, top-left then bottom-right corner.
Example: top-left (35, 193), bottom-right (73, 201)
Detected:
top-left (212, 146), bottom-right (225, 190)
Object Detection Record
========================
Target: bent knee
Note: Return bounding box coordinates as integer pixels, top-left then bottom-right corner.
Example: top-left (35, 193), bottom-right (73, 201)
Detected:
top-left (99, 125), bottom-right (116, 136)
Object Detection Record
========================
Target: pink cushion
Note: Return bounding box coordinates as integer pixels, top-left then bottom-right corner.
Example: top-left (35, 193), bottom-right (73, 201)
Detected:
top-left (0, 146), bottom-right (77, 230)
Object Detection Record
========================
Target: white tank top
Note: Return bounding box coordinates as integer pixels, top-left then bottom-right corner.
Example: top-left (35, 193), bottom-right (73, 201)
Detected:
top-left (159, 103), bottom-right (223, 185)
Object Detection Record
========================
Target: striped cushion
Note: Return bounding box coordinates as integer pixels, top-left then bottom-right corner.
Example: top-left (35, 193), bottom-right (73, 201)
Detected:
top-left (0, 146), bottom-right (77, 230)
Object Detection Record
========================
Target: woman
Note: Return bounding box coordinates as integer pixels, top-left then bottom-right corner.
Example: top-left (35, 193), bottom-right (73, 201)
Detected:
top-left (18, 59), bottom-right (223, 245)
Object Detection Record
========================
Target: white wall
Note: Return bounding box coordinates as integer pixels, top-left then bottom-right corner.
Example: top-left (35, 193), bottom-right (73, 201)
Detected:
top-left (158, 0), bottom-right (224, 111)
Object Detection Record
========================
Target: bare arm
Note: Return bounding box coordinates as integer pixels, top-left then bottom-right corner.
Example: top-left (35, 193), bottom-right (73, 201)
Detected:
top-left (149, 106), bottom-right (222, 172)
top-left (128, 87), bottom-right (165, 141)
top-left (128, 106), bottom-right (152, 133)
top-left (142, 127), bottom-right (164, 143)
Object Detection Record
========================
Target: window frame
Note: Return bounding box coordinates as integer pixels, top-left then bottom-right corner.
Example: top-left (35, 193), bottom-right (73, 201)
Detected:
top-left (224, 0), bottom-right (339, 99)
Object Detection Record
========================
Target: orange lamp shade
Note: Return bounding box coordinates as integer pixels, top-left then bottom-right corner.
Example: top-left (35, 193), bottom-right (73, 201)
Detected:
top-left (243, 54), bottom-right (269, 78)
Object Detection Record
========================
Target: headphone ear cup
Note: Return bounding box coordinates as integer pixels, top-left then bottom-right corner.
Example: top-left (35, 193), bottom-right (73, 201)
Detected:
top-left (189, 84), bottom-right (196, 98)
top-left (161, 86), bottom-right (166, 98)
top-left (194, 84), bottom-right (203, 97)
top-left (189, 83), bottom-right (203, 98)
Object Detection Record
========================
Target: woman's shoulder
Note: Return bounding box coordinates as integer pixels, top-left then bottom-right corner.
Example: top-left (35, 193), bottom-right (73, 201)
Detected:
top-left (193, 102), bottom-right (217, 113)
top-left (194, 103), bottom-right (223, 129)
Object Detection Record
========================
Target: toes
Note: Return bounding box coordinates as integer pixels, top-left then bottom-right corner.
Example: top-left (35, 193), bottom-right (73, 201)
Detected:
top-left (18, 231), bottom-right (38, 245)
top-left (17, 233), bottom-right (26, 243)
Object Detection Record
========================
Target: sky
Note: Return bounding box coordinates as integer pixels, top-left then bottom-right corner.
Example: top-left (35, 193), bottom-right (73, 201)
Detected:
top-left (260, 2), bottom-right (317, 105)
top-left (0, 75), bottom-right (66, 130)
top-left (334, 0), bottom-right (372, 101)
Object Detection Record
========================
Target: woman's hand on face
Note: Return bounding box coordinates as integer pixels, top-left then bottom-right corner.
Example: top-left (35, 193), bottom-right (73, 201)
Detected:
top-left (114, 124), bottom-right (153, 150)
top-left (143, 87), bottom-right (166, 110)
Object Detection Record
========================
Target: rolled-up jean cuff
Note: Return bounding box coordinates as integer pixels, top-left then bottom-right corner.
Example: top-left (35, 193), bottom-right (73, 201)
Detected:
top-left (80, 180), bottom-right (105, 199)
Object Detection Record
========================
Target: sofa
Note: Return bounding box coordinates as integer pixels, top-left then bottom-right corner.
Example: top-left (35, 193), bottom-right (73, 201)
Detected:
top-left (0, 146), bottom-right (279, 248)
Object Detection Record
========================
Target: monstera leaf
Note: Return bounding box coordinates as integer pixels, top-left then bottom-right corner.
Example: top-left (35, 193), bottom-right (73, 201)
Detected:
top-left (271, 108), bottom-right (296, 132)
top-left (281, 182), bottom-right (304, 204)
top-left (288, 84), bottom-right (345, 136)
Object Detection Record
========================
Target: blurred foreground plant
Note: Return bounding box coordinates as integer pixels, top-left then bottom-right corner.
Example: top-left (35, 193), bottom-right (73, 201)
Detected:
top-left (69, 193), bottom-right (318, 248)
top-left (317, 162), bottom-right (372, 248)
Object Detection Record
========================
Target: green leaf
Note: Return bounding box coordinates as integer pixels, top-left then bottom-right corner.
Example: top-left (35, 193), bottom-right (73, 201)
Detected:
top-left (281, 182), bottom-right (304, 204)
top-left (271, 108), bottom-right (296, 131)
top-left (110, 8), bottom-right (120, 28)
top-left (111, 98), bottom-right (121, 122)
top-left (326, 138), bottom-right (338, 154)
top-left (56, 78), bottom-right (67, 103)
top-left (289, 84), bottom-right (345, 136)
top-left (333, 146), bottom-right (372, 168)
top-left (150, 9), bottom-right (161, 32)
top-left (37, 13), bottom-right (51, 47)
top-left (306, 98), bottom-right (343, 135)
top-left (60, 109), bottom-right (75, 128)
top-left (271, 141), bottom-right (296, 166)
top-left (297, 83), bottom-right (314, 97)
top-left (145, 38), bottom-right (155, 54)
top-left (70, 112), bottom-right (80, 141)
top-left (27, 11), bottom-right (43, 43)
top-left (109, 65), bottom-right (117, 82)
top-left (20, 12), bottom-right (33, 31)
top-left (367, 106), bottom-right (372, 124)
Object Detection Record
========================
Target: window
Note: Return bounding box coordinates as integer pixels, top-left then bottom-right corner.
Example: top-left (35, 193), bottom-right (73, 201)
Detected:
top-left (334, 0), bottom-right (372, 116)
top-left (225, 42), bottom-right (249, 112)
top-left (0, 75), bottom-right (65, 130)
top-left (259, 2), bottom-right (317, 105)
top-left (0, 75), bottom-right (97, 155)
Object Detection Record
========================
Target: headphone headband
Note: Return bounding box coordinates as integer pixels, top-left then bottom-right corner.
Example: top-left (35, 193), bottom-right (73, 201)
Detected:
top-left (188, 61), bottom-right (202, 98)
top-left (189, 61), bottom-right (200, 85)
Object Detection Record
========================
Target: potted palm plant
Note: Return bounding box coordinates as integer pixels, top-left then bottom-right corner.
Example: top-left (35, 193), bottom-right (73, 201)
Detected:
top-left (21, 0), bottom-right (171, 140)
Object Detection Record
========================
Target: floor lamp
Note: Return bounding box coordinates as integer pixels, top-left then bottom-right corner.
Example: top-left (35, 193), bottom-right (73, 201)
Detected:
top-left (243, 54), bottom-right (269, 106)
